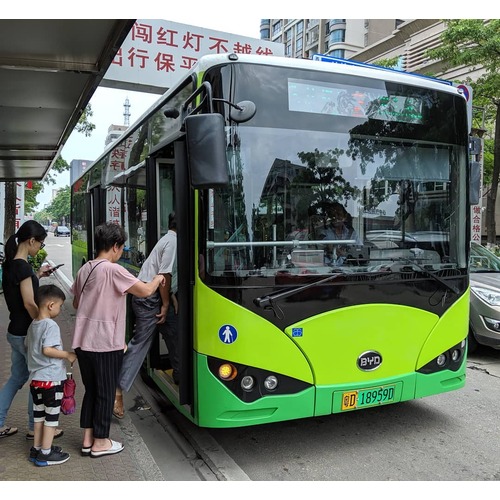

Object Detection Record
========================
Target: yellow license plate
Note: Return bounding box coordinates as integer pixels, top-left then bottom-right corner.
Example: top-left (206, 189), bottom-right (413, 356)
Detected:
top-left (341, 385), bottom-right (396, 410)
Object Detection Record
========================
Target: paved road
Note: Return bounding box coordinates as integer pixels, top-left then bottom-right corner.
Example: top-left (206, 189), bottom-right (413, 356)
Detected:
top-left (200, 346), bottom-right (500, 482)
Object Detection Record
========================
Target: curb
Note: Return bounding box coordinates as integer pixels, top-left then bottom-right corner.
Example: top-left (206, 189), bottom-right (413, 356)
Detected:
top-left (135, 376), bottom-right (251, 481)
top-left (47, 258), bottom-right (73, 296)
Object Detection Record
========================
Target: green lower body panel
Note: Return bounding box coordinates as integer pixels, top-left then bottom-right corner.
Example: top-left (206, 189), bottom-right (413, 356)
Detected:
top-left (414, 358), bottom-right (466, 399)
top-left (326, 356), bottom-right (466, 414)
top-left (190, 354), bottom-right (466, 427)
top-left (196, 354), bottom-right (315, 428)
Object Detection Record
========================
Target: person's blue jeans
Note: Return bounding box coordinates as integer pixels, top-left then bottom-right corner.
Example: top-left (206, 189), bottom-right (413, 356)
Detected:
top-left (0, 333), bottom-right (34, 431)
top-left (118, 293), bottom-right (161, 393)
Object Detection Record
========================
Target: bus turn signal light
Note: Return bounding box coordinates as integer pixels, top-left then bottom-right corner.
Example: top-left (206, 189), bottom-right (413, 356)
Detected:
top-left (218, 363), bottom-right (237, 381)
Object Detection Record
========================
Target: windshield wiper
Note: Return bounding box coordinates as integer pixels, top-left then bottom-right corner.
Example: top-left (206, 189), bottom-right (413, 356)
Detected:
top-left (396, 259), bottom-right (460, 294)
top-left (254, 272), bottom-right (344, 318)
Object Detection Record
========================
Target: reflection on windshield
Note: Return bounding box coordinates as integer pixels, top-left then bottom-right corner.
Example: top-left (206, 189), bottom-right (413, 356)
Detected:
top-left (470, 243), bottom-right (500, 272)
top-left (204, 126), bottom-right (466, 279)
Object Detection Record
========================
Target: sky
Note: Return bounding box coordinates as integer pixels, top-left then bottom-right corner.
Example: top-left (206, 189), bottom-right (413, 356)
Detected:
top-left (12, 2), bottom-right (494, 208)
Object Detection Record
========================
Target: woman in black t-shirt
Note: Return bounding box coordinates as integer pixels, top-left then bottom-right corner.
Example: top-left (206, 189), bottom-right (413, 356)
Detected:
top-left (0, 220), bottom-right (60, 439)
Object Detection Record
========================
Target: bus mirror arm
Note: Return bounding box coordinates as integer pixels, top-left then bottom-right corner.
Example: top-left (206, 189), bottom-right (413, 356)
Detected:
top-left (213, 98), bottom-right (257, 123)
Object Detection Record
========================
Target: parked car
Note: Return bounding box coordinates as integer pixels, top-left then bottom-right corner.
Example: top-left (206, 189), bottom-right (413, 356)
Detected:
top-left (54, 225), bottom-right (70, 237)
top-left (469, 241), bottom-right (500, 352)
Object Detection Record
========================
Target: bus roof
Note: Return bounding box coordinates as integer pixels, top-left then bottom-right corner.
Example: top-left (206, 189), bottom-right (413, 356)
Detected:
top-left (73, 53), bottom-right (465, 186)
top-left (190, 53), bottom-right (462, 95)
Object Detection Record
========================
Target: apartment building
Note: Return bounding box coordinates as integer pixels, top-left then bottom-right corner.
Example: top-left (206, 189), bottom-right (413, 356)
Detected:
top-left (351, 19), bottom-right (485, 82)
top-left (260, 19), bottom-right (405, 60)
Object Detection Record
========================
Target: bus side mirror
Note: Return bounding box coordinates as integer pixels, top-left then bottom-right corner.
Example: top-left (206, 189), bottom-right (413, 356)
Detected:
top-left (185, 114), bottom-right (229, 189)
top-left (469, 161), bottom-right (480, 205)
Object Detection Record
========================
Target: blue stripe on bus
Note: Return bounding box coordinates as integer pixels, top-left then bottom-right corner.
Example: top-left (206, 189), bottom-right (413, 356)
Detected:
top-left (312, 54), bottom-right (453, 86)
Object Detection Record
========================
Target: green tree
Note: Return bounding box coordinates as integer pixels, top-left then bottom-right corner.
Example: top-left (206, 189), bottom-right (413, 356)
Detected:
top-left (25, 156), bottom-right (70, 215)
top-left (74, 104), bottom-right (96, 137)
top-left (34, 208), bottom-right (53, 226)
top-left (24, 181), bottom-right (44, 215)
top-left (374, 56), bottom-right (400, 69)
top-left (46, 186), bottom-right (70, 225)
top-left (427, 19), bottom-right (500, 244)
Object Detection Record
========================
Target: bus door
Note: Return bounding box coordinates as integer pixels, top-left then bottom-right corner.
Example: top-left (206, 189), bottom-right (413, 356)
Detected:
top-left (88, 186), bottom-right (106, 259)
top-left (146, 155), bottom-right (194, 408)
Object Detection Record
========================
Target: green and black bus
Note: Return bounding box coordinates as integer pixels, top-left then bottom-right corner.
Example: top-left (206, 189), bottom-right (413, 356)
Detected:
top-left (72, 53), bottom-right (476, 428)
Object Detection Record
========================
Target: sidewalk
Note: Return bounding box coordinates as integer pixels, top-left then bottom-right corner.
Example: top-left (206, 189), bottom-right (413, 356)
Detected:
top-left (0, 272), bottom-right (203, 481)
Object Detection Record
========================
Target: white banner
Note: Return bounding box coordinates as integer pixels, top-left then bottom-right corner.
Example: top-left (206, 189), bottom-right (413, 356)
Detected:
top-left (102, 19), bottom-right (284, 93)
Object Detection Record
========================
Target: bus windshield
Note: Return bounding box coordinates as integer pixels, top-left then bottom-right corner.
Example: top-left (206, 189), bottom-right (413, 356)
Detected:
top-left (203, 63), bottom-right (469, 279)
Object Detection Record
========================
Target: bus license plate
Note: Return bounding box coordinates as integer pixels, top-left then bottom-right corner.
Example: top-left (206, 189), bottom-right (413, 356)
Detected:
top-left (341, 385), bottom-right (395, 411)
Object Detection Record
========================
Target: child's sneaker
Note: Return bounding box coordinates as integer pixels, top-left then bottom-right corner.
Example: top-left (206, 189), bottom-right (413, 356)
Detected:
top-left (34, 448), bottom-right (69, 466)
top-left (29, 445), bottom-right (62, 463)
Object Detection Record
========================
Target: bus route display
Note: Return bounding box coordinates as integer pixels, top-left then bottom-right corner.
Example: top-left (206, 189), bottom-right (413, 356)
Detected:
top-left (288, 78), bottom-right (424, 124)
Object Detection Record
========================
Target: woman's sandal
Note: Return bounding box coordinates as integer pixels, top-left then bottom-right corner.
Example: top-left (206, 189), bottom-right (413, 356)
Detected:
top-left (81, 445), bottom-right (92, 457)
top-left (113, 395), bottom-right (124, 419)
top-left (0, 426), bottom-right (18, 438)
top-left (90, 439), bottom-right (124, 458)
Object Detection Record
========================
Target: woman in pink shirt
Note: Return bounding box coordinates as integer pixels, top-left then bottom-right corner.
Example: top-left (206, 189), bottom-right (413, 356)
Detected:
top-left (71, 222), bottom-right (164, 458)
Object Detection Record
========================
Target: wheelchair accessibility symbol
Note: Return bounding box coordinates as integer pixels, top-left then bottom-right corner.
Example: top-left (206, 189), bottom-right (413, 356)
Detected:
top-left (219, 324), bottom-right (238, 344)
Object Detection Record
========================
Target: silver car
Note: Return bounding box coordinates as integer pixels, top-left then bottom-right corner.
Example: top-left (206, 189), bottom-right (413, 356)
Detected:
top-left (54, 225), bottom-right (70, 237)
top-left (469, 241), bottom-right (500, 352)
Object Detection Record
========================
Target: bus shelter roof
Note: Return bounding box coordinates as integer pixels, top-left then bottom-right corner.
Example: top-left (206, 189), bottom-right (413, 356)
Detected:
top-left (0, 19), bottom-right (135, 181)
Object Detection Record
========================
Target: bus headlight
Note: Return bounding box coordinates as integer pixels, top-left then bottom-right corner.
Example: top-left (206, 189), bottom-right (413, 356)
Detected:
top-left (208, 356), bottom-right (312, 403)
top-left (436, 354), bottom-right (447, 367)
top-left (241, 376), bottom-right (255, 391)
top-left (218, 363), bottom-right (237, 381)
top-left (417, 341), bottom-right (465, 375)
top-left (264, 375), bottom-right (278, 391)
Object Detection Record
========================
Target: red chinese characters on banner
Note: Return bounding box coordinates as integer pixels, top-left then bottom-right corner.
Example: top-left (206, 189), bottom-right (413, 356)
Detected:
top-left (133, 23), bottom-right (154, 44)
top-left (155, 53), bottom-right (175, 72)
top-left (183, 32), bottom-right (202, 51)
top-left (471, 205), bottom-right (482, 243)
top-left (111, 21), bottom-right (276, 76)
top-left (107, 186), bottom-right (122, 224)
top-left (15, 196), bottom-right (21, 229)
top-left (105, 137), bottom-right (133, 224)
top-left (158, 27), bottom-right (179, 47)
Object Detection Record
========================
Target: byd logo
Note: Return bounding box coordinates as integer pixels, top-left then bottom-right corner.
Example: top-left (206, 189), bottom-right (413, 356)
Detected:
top-left (357, 351), bottom-right (382, 371)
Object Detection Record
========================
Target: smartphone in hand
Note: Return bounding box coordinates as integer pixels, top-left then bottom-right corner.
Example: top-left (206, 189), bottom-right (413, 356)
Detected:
top-left (50, 264), bottom-right (64, 273)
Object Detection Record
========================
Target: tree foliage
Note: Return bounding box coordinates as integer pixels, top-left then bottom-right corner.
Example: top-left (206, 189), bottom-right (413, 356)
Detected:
top-left (373, 56), bottom-right (400, 69)
top-left (427, 20), bottom-right (500, 243)
top-left (45, 186), bottom-right (70, 225)
top-left (74, 104), bottom-right (96, 137)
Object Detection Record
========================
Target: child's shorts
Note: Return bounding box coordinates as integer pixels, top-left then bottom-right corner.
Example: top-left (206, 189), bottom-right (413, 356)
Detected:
top-left (30, 381), bottom-right (64, 426)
